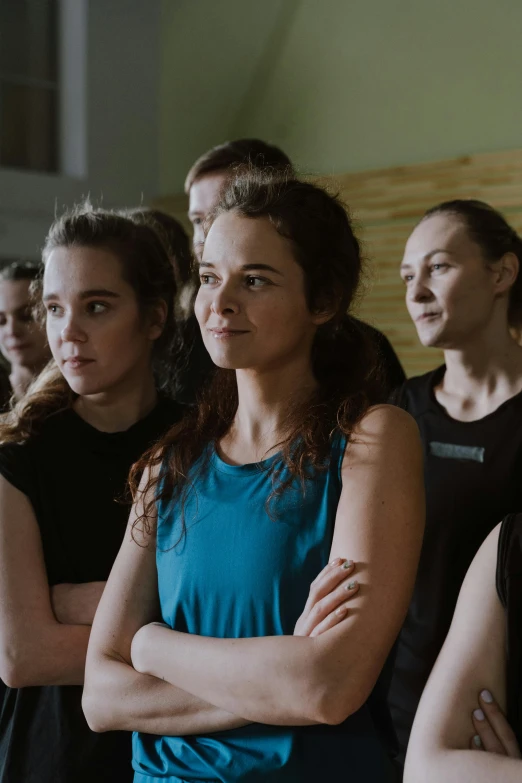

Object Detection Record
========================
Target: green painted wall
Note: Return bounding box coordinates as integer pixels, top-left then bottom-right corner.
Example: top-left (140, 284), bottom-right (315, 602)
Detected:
top-left (159, 0), bottom-right (522, 194)
top-left (236, 0), bottom-right (522, 176)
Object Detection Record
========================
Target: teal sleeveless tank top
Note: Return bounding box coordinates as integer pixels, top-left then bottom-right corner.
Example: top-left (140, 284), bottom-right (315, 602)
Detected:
top-left (132, 433), bottom-right (396, 782)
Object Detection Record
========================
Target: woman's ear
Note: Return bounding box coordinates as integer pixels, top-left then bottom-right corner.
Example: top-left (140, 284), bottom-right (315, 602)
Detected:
top-left (495, 252), bottom-right (519, 295)
top-left (148, 300), bottom-right (168, 341)
top-left (311, 291), bottom-right (339, 326)
top-left (311, 308), bottom-right (336, 327)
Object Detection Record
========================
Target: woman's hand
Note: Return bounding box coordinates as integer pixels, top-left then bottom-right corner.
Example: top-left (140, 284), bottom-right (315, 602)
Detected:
top-left (130, 561), bottom-right (360, 675)
top-left (293, 558), bottom-right (359, 637)
top-left (471, 689), bottom-right (521, 758)
top-left (51, 581), bottom-right (106, 626)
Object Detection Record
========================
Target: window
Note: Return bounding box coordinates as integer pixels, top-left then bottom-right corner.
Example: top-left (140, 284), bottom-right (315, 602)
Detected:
top-left (0, 0), bottom-right (59, 173)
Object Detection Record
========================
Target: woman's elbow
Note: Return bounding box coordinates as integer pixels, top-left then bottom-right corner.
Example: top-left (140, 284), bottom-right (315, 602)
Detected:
top-left (0, 644), bottom-right (39, 689)
top-left (305, 678), bottom-right (372, 726)
top-left (0, 656), bottom-right (26, 689)
top-left (82, 686), bottom-right (114, 733)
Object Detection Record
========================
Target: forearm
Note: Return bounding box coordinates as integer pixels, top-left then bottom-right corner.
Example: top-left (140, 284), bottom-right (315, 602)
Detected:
top-left (133, 626), bottom-right (329, 725)
top-left (405, 749), bottom-right (522, 783)
top-left (51, 581), bottom-right (106, 626)
top-left (83, 654), bottom-right (251, 735)
top-left (1, 622), bottom-right (91, 688)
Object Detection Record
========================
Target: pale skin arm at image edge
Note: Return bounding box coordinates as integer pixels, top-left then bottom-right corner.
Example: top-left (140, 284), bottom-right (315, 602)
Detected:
top-left (404, 525), bottom-right (522, 782)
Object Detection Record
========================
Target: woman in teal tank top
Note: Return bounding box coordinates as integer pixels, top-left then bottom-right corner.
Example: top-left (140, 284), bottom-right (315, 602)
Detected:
top-left (84, 170), bottom-right (425, 782)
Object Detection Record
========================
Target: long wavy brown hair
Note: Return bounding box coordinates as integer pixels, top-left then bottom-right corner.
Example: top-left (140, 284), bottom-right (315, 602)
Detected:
top-left (0, 204), bottom-right (178, 445)
top-left (130, 168), bottom-right (384, 539)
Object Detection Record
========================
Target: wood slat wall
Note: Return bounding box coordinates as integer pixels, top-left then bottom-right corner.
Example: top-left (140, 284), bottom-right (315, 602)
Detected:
top-left (330, 148), bottom-right (522, 377)
top-left (154, 148), bottom-right (522, 378)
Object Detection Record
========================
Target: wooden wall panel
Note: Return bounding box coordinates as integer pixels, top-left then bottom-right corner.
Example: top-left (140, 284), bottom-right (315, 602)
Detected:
top-left (154, 149), bottom-right (522, 378)
top-left (331, 149), bottom-right (522, 377)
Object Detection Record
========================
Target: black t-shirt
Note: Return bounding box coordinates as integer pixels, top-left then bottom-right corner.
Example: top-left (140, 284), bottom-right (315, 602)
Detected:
top-left (497, 513), bottom-right (522, 747)
top-left (388, 366), bottom-right (522, 759)
top-left (0, 398), bottom-right (181, 783)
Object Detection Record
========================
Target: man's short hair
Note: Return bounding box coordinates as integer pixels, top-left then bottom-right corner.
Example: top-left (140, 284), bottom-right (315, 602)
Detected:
top-left (184, 138), bottom-right (294, 194)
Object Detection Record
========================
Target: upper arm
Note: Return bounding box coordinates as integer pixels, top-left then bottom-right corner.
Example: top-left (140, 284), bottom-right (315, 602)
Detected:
top-left (405, 524), bottom-right (506, 770)
top-left (85, 467), bottom-right (161, 669)
top-left (0, 474), bottom-right (57, 681)
top-left (318, 405), bottom-right (425, 714)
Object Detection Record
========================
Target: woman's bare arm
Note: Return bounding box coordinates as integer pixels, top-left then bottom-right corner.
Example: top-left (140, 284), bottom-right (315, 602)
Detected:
top-left (82, 468), bottom-right (252, 735)
top-left (0, 475), bottom-right (91, 687)
top-left (131, 405), bottom-right (425, 726)
top-left (404, 525), bottom-right (522, 783)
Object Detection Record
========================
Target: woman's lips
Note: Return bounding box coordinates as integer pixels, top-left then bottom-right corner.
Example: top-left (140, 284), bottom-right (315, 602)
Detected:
top-left (7, 343), bottom-right (31, 353)
top-left (64, 357), bottom-right (95, 369)
top-left (208, 328), bottom-right (249, 339)
top-left (416, 312), bottom-right (441, 322)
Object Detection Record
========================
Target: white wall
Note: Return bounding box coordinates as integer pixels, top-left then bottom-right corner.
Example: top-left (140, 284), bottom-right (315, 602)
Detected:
top-left (0, 0), bottom-right (162, 259)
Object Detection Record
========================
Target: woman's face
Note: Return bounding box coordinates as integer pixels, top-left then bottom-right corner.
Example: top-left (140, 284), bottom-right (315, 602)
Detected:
top-left (43, 246), bottom-right (164, 397)
top-left (195, 211), bottom-right (326, 373)
top-left (400, 214), bottom-right (506, 349)
top-left (0, 278), bottom-right (49, 368)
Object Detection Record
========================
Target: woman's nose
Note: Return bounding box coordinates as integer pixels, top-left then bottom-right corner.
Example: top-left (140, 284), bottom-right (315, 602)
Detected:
top-left (211, 284), bottom-right (240, 316)
top-left (408, 277), bottom-right (434, 303)
top-left (60, 315), bottom-right (86, 343)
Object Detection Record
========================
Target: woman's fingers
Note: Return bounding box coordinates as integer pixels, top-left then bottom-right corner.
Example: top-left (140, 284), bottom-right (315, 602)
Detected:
top-left (309, 586), bottom-right (359, 638)
top-left (294, 559), bottom-right (357, 637)
top-left (474, 690), bottom-right (522, 758)
top-left (471, 707), bottom-right (505, 755)
top-left (302, 558), bottom-right (355, 614)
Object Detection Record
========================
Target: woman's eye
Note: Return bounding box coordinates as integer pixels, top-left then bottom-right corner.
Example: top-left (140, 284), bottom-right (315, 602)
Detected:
top-left (199, 274), bottom-right (216, 285)
top-left (88, 302), bottom-right (108, 314)
top-left (431, 263), bottom-right (448, 274)
top-left (246, 276), bottom-right (268, 288)
top-left (47, 304), bottom-right (61, 315)
top-left (402, 275), bottom-right (414, 284)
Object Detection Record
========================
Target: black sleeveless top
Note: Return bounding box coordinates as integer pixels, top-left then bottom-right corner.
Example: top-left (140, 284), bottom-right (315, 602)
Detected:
top-left (388, 366), bottom-right (522, 758)
top-left (0, 399), bottom-right (181, 783)
top-left (496, 513), bottom-right (522, 746)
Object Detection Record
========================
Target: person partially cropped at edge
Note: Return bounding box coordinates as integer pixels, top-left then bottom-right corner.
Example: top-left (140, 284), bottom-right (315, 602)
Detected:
top-left (0, 261), bottom-right (51, 408)
top-left (405, 513), bottom-right (522, 781)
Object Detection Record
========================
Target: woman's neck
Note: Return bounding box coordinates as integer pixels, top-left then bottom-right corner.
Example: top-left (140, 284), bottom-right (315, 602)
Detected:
top-left (220, 357), bottom-right (317, 465)
top-left (437, 324), bottom-right (522, 420)
top-left (73, 373), bottom-right (158, 433)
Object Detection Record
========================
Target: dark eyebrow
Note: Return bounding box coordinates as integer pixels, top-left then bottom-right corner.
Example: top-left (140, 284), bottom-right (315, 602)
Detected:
top-left (199, 262), bottom-right (283, 276)
top-left (43, 289), bottom-right (120, 303)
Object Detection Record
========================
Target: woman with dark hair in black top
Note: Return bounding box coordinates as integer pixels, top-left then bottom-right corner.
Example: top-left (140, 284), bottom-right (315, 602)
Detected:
top-left (404, 515), bottom-right (522, 781)
top-left (389, 199), bottom-right (522, 765)
top-left (0, 206), bottom-right (182, 783)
